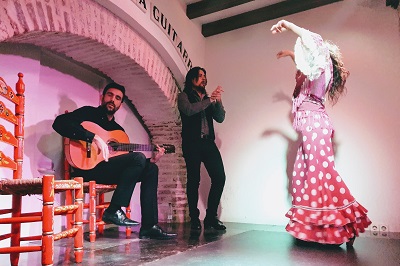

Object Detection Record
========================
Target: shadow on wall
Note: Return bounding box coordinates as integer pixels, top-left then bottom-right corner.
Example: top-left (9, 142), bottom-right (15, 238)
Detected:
top-left (261, 91), bottom-right (300, 205)
top-left (261, 90), bottom-right (339, 205)
top-left (21, 95), bottom-right (78, 231)
top-left (24, 95), bottom-right (78, 180)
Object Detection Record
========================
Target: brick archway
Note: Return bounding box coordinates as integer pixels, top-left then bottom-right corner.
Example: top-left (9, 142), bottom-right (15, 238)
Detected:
top-left (0, 0), bottom-right (187, 222)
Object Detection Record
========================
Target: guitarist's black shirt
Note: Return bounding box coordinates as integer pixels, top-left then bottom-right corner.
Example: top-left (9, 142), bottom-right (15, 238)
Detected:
top-left (53, 105), bottom-right (126, 176)
top-left (52, 105), bottom-right (124, 144)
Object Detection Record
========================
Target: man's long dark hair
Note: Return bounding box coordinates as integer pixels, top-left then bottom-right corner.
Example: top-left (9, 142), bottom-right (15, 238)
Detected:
top-left (184, 66), bottom-right (206, 92)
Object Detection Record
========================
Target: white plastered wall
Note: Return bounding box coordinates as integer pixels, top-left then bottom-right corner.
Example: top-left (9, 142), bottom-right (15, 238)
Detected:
top-left (204, 0), bottom-right (400, 232)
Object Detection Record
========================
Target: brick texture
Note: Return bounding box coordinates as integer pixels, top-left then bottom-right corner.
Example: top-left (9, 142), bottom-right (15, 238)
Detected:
top-left (0, 0), bottom-right (188, 222)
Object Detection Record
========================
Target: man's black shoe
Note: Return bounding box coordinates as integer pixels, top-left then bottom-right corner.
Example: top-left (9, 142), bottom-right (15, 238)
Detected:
top-left (102, 209), bottom-right (139, 226)
top-left (204, 217), bottom-right (226, 231)
top-left (204, 226), bottom-right (219, 236)
top-left (139, 225), bottom-right (177, 240)
top-left (190, 219), bottom-right (202, 230)
top-left (190, 219), bottom-right (202, 237)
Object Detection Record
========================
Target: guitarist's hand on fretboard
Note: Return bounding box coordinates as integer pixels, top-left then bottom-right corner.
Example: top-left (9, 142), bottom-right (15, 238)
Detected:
top-left (150, 145), bottom-right (165, 163)
top-left (93, 134), bottom-right (110, 162)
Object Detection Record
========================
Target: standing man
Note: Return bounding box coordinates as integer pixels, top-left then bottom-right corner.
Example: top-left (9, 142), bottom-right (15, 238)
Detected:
top-left (53, 82), bottom-right (176, 240)
top-left (178, 67), bottom-right (227, 234)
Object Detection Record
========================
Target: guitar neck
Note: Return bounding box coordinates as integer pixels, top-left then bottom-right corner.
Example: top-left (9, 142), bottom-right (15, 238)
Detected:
top-left (110, 143), bottom-right (154, 152)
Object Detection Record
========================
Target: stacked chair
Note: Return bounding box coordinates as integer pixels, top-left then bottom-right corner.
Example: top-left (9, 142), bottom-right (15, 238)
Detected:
top-left (0, 73), bottom-right (84, 265)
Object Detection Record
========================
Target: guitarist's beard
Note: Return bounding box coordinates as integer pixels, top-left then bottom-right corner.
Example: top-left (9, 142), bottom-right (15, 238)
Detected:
top-left (101, 101), bottom-right (119, 116)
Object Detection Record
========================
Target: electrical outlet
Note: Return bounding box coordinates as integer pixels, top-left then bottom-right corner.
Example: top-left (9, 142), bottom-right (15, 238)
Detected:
top-left (380, 224), bottom-right (389, 237)
top-left (370, 224), bottom-right (379, 237)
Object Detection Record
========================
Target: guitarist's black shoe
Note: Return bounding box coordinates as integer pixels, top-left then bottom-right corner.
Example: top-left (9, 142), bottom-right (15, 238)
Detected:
top-left (139, 225), bottom-right (177, 240)
top-left (102, 209), bottom-right (139, 226)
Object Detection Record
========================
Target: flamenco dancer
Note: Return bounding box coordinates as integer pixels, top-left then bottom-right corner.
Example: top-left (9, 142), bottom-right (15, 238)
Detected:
top-left (271, 20), bottom-right (371, 247)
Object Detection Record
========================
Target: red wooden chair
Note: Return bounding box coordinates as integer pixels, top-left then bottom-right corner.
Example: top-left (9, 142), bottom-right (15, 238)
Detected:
top-left (63, 113), bottom-right (132, 243)
top-left (0, 73), bottom-right (84, 265)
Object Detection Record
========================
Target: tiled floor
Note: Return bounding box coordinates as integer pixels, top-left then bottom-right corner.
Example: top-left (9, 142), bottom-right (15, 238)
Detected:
top-left (3, 223), bottom-right (400, 266)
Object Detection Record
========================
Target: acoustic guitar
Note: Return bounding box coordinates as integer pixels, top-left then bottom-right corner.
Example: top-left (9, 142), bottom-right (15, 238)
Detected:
top-left (64, 121), bottom-right (175, 170)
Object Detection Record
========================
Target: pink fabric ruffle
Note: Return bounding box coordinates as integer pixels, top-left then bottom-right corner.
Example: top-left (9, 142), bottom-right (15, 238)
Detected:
top-left (285, 201), bottom-right (371, 244)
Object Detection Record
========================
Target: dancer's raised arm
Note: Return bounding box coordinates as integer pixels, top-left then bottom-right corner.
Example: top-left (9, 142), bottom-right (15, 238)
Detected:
top-left (270, 20), bottom-right (306, 37)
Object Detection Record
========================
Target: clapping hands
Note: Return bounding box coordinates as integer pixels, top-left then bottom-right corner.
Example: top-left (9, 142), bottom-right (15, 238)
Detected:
top-left (210, 86), bottom-right (224, 102)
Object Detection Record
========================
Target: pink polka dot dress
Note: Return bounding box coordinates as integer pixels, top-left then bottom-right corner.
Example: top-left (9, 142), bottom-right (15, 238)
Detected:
top-left (286, 30), bottom-right (371, 245)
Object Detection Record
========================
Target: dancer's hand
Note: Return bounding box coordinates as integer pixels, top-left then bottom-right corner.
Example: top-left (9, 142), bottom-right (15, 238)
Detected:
top-left (271, 20), bottom-right (304, 37)
top-left (276, 50), bottom-right (294, 60)
top-left (271, 20), bottom-right (291, 34)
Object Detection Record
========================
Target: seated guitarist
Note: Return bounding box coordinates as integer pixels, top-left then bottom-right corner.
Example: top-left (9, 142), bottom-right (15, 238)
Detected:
top-left (52, 82), bottom-right (177, 240)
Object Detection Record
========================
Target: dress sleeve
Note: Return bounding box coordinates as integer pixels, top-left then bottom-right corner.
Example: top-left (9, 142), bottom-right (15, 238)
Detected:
top-left (294, 30), bottom-right (330, 81)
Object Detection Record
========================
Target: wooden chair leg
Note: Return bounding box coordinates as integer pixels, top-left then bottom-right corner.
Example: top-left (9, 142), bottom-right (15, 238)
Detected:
top-left (98, 193), bottom-right (105, 235)
top-left (89, 181), bottom-right (96, 242)
top-left (65, 187), bottom-right (73, 230)
top-left (73, 177), bottom-right (84, 263)
top-left (10, 195), bottom-right (22, 266)
top-left (125, 206), bottom-right (132, 237)
top-left (64, 160), bottom-right (73, 231)
top-left (42, 175), bottom-right (54, 266)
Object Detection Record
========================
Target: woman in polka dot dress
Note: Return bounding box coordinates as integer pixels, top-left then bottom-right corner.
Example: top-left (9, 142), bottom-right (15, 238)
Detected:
top-left (271, 20), bottom-right (371, 246)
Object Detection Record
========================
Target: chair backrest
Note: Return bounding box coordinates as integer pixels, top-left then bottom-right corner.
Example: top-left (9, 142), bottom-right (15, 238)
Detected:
top-left (0, 73), bottom-right (24, 180)
top-left (0, 74), bottom-right (84, 265)
top-left (0, 73), bottom-right (26, 264)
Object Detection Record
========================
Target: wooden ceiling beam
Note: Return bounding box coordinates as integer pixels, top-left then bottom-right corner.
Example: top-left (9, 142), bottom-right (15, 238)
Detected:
top-left (187, 0), bottom-right (254, 19)
top-left (201, 0), bottom-right (343, 37)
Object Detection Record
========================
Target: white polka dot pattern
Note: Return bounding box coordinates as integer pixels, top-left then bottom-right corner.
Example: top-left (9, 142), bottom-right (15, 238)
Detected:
top-left (286, 114), bottom-right (371, 244)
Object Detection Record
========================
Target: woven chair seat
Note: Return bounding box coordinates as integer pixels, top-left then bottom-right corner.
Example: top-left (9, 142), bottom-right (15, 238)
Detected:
top-left (82, 182), bottom-right (117, 194)
top-left (0, 178), bottom-right (81, 196)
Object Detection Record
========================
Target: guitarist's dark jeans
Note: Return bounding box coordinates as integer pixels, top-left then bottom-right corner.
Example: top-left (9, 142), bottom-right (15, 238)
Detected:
top-left (183, 139), bottom-right (226, 221)
top-left (73, 152), bottom-right (159, 228)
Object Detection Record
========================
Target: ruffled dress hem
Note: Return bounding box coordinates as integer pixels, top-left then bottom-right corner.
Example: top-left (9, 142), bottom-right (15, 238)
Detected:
top-left (285, 201), bottom-right (371, 244)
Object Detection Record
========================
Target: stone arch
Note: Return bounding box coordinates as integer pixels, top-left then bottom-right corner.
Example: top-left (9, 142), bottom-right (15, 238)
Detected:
top-left (0, 0), bottom-right (187, 221)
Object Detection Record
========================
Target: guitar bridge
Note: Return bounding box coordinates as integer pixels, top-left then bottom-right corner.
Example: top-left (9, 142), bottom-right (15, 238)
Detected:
top-left (86, 142), bottom-right (91, 158)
